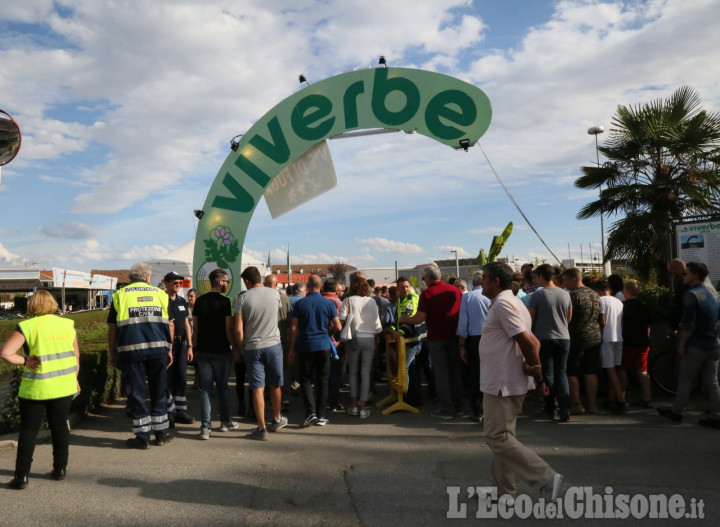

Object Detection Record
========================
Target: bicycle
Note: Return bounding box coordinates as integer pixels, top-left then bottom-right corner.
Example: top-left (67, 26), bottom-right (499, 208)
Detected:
top-left (648, 349), bottom-right (701, 396)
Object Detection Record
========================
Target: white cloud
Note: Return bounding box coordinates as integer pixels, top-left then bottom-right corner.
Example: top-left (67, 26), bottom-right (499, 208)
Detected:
top-left (469, 226), bottom-right (507, 234)
top-left (436, 245), bottom-right (470, 258)
top-left (38, 226), bottom-right (60, 238)
top-left (243, 247), bottom-right (267, 264)
top-left (63, 240), bottom-right (170, 263)
top-left (357, 237), bottom-right (424, 254)
top-left (0, 242), bottom-right (23, 265)
top-left (39, 221), bottom-right (97, 239)
top-left (57, 221), bottom-right (97, 239)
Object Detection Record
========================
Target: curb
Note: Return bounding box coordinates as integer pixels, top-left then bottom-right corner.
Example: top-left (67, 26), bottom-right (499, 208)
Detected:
top-left (0, 411), bottom-right (83, 453)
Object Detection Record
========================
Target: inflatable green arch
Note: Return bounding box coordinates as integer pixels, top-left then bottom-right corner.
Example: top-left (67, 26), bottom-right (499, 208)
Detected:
top-left (192, 67), bottom-right (492, 297)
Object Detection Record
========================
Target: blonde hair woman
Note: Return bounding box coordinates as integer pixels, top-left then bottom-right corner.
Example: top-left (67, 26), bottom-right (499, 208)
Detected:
top-left (0, 291), bottom-right (80, 490)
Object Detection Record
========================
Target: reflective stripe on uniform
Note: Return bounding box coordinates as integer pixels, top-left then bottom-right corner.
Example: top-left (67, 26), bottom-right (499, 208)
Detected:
top-left (173, 395), bottom-right (186, 412)
top-left (132, 415), bottom-right (152, 434)
top-left (21, 365), bottom-right (77, 381)
top-left (116, 316), bottom-right (168, 327)
top-left (151, 414), bottom-right (169, 431)
top-left (36, 351), bottom-right (76, 362)
top-left (117, 340), bottom-right (171, 353)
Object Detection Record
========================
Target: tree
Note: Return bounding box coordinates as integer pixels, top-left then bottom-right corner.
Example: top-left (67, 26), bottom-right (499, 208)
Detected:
top-left (575, 86), bottom-right (720, 283)
top-left (476, 222), bottom-right (513, 267)
top-left (327, 262), bottom-right (347, 284)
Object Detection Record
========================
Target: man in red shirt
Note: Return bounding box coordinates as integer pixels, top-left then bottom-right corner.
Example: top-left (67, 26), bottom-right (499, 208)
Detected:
top-left (400, 264), bottom-right (462, 419)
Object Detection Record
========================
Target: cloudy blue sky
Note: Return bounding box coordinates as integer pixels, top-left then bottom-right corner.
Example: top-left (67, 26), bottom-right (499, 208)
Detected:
top-left (1, 0), bottom-right (718, 272)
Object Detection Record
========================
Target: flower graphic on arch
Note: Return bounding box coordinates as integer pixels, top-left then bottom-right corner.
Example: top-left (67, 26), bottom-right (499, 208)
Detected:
top-left (214, 226), bottom-right (233, 245)
top-left (203, 225), bottom-right (240, 268)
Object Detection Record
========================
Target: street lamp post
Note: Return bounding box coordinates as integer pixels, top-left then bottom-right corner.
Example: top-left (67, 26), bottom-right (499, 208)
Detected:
top-left (588, 126), bottom-right (611, 276)
top-left (450, 250), bottom-right (459, 278)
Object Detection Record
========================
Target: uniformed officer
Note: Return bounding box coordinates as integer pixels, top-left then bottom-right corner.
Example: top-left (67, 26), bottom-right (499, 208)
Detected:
top-left (386, 276), bottom-right (427, 403)
top-left (163, 271), bottom-right (195, 425)
top-left (108, 262), bottom-right (174, 449)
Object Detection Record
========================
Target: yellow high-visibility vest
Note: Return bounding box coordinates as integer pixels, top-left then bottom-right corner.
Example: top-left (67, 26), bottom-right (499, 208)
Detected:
top-left (18, 315), bottom-right (77, 400)
top-left (112, 282), bottom-right (171, 360)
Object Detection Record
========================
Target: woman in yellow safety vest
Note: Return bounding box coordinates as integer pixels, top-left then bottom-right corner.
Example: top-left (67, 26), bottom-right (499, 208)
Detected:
top-left (0, 290), bottom-right (80, 490)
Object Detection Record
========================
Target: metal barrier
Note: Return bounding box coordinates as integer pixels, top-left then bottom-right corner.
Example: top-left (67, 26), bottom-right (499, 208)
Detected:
top-left (376, 336), bottom-right (419, 415)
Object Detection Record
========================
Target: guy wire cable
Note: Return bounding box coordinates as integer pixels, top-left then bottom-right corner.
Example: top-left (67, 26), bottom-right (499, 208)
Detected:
top-left (476, 142), bottom-right (562, 265)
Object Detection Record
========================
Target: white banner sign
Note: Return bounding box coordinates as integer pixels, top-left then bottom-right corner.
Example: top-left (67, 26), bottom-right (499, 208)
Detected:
top-left (263, 140), bottom-right (337, 219)
top-left (52, 268), bottom-right (117, 290)
top-left (676, 220), bottom-right (720, 285)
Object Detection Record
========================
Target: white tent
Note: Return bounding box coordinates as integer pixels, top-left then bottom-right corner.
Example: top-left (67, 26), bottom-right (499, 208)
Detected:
top-left (144, 239), bottom-right (268, 288)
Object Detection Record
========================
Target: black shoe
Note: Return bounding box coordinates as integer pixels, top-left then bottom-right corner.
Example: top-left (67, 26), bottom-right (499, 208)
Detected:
top-left (657, 407), bottom-right (683, 423)
top-left (611, 401), bottom-right (628, 415)
top-left (126, 436), bottom-right (150, 450)
top-left (155, 433), bottom-right (174, 446)
top-left (50, 467), bottom-right (66, 481)
top-left (173, 414), bottom-right (195, 425)
top-left (698, 418), bottom-right (720, 430)
top-left (9, 474), bottom-right (28, 490)
top-left (559, 411), bottom-right (570, 422)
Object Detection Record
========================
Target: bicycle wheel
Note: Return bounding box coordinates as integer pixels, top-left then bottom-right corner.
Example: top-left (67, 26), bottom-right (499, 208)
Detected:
top-left (649, 351), bottom-right (679, 395)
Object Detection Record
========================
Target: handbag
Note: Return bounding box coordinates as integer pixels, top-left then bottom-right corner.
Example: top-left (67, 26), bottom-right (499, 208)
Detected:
top-left (339, 299), bottom-right (353, 342)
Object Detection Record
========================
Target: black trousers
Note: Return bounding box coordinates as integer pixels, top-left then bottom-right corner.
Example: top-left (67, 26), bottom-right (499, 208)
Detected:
top-left (16, 395), bottom-right (74, 476)
top-left (298, 349), bottom-right (331, 419)
top-left (463, 335), bottom-right (483, 416)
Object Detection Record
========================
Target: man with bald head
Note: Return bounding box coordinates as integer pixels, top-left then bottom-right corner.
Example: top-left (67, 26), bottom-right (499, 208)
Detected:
top-left (288, 274), bottom-right (342, 427)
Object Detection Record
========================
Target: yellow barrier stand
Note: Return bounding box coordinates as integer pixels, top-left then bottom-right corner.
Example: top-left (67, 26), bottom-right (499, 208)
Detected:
top-left (376, 336), bottom-right (419, 414)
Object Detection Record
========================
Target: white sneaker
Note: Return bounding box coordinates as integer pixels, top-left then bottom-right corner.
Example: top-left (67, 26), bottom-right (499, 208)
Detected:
top-left (199, 427), bottom-right (211, 440)
top-left (219, 420), bottom-right (239, 432)
top-left (303, 414), bottom-right (318, 427)
top-left (359, 409), bottom-right (370, 419)
top-left (347, 406), bottom-right (359, 416)
top-left (315, 417), bottom-right (329, 426)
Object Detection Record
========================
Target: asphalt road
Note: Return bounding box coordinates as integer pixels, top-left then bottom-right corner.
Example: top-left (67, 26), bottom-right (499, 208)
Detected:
top-left (1, 379), bottom-right (718, 526)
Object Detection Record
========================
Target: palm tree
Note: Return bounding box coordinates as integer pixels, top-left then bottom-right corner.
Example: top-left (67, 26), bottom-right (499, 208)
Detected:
top-left (575, 86), bottom-right (720, 283)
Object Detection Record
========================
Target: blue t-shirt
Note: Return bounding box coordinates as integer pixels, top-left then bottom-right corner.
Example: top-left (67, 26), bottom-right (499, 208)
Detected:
top-left (291, 292), bottom-right (336, 353)
top-left (681, 283), bottom-right (720, 350)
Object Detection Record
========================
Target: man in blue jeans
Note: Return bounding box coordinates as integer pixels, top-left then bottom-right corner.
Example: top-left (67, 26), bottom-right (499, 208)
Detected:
top-left (288, 275), bottom-right (342, 427)
top-left (658, 261), bottom-right (720, 427)
top-left (235, 266), bottom-right (288, 441)
top-left (528, 264), bottom-right (572, 421)
top-left (192, 269), bottom-right (238, 439)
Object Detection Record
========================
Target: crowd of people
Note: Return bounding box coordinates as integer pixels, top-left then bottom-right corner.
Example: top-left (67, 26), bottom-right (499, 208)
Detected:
top-left (3, 257), bottom-right (720, 496)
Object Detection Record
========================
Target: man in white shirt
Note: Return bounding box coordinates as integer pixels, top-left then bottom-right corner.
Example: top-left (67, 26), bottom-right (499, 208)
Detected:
top-left (594, 279), bottom-right (626, 414)
top-left (479, 262), bottom-right (563, 502)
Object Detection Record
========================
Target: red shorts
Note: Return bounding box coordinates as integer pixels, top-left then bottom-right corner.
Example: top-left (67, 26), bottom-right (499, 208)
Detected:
top-left (620, 346), bottom-right (649, 372)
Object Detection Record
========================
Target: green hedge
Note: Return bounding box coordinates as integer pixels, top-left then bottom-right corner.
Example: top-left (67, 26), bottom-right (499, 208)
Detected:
top-left (0, 310), bottom-right (121, 434)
